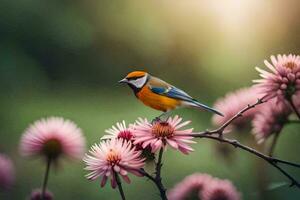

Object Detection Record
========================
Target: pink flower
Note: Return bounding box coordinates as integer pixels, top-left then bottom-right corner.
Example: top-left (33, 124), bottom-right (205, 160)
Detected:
top-left (168, 173), bottom-right (212, 200)
top-left (254, 54), bottom-right (300, 102)
top-left (133, 115), bottom-right (196, 154)
top-left (30, 189), bottom-right (53, 200)
top-left (20, 117), bottom-right (86, 161)
top-left (168, 174), bottom-right (241, 200)
top-left (252, 100), bottom-right (291, 143)
top-left (0, 154), bottom-right (15, 190)
top-left (83, 139), bottom-right (145, 188)
top-left (101, 121), bottom-right (134, 141)
top-left (212, 87), bottom-right (263, 128)
top-left (200, 178), bottom-right (241, 200)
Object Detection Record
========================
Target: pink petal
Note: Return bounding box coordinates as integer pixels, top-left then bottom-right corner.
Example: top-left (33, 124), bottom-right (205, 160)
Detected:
top-left (166, 139), bottom-right (178, 149)
top-left (122, 175), bottom-right (131, 184)
top-left (100, 176), bottom-right (108, 187)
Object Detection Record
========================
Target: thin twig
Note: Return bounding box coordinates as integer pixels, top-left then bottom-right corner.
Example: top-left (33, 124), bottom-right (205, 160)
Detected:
top-left (271, 158), bottom-right (300, 168)
top-left (190, 133), bottom-right (300, 188)
top-left (196, 99), bottom-right (266, 136)
top-left (139, 168), bottom-right (156, 182)
top-left (268, 131), bottom-right (280, 157)
top-left (287, 120), bottom-right (300, 124)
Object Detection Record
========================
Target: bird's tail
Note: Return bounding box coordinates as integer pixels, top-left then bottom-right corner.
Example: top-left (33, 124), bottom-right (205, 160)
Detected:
top-left (183, 100), bottom-right (224, 116)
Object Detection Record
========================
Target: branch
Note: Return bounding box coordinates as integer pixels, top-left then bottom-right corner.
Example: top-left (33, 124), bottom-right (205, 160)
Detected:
top-left (190, 133), bottom-right (300, 188)
top-left (287, 120), bottom-right (300, 124)
top-left (132, 149), bottom-right (168, 200)
top-left (154, 148), bottom-right (168, 200)
top-left (138, 167), bottom-right (168, 200)
top-left (197, 98), bottom-right (266, 136)
top-left (186, 98), bottom-right (300, 189)
top-left (268, 131), bottom-right (280, 157)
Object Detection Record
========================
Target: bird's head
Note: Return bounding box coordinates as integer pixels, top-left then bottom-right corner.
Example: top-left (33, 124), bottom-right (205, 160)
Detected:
top-left (119, 71), bottom-right (149, 91)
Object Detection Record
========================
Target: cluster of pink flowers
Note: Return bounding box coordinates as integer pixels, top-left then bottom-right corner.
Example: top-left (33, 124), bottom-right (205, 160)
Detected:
top-left (84, 115), bottom-right (196, 188)
top-left (212, 54), bottom-right (300, 143)
top-left (168, 173), bottom-right (240, 200)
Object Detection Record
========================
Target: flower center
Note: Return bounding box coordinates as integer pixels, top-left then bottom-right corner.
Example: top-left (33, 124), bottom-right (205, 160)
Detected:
top-left (106, 149), bottom-right (121, 165)
top-left (284, 61), bottom-right (297, 70)
top-left (152, 122), bottom-right (174, 138)
top-left (42, 138), bottom-right (62, 159)
top-left (117, 130), bottom-right (133, 141)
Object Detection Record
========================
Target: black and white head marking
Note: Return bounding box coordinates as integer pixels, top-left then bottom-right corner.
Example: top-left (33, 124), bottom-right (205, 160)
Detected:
top-left (127, 74), bottom-right (148, 89)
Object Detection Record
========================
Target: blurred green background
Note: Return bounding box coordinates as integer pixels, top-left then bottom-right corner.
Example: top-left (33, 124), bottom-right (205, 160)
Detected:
top-left (1, 0), bottom-right (300, 199)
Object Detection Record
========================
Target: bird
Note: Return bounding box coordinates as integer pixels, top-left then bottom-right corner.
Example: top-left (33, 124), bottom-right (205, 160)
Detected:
top-left (119, 71), bottom-right (224, 118)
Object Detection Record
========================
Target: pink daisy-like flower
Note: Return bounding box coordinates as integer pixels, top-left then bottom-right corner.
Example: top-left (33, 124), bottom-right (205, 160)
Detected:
top-left (212, 87), bottom-right (263, 128)
top-left (101, 121), bottom-right (134, 141)
top-left (252, 100), bottom-right (291, 143)
top-left (254, 54), bottom-right (300, 102)
top-left (30, 189), bottom-right (53, 200)
top-left (133, 115), bottom-right (196, 154)
top-left (83, 139), bottom-right (145, 188)
top-left (200, 178), bottom-right (241, 200)
top-left (0, 154), bottom-right (15, 190)
top-left (168, 173), bottom-right (212, 200)
top-left (20, 117), bottom-right (86, 161)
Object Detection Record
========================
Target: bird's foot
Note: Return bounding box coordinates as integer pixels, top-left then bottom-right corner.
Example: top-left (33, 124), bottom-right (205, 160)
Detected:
top-left (151, 117), bottom-right (162, 124)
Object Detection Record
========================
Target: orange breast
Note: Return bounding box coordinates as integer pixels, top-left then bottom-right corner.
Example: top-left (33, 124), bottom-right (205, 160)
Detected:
top-left (136, 86), bottom-right (181, 112)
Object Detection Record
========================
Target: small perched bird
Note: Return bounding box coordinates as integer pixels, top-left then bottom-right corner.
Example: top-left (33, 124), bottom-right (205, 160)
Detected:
top-left (119, 71), bottom-right (223, 117)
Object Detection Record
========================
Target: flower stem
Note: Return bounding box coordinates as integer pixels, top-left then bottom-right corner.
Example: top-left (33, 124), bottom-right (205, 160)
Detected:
top-left (124, 149), bottom-right (168, 199)
top-left (288, 98), bottom-right (300, 119)
top-left (114, 171), bottom-right (126, 200)
top-left (155, 148), bottom-right (168, 200)
top-left (41, 158), bottom-right (51, 200)
top-left (268, 131), bottom-right (280, 157)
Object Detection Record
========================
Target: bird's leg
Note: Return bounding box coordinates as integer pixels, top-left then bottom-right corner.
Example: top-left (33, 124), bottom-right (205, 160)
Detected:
top-left (152, 113), bottom-right (165, 124)
top-left (152, 116), bottom-right (162, 124)
top-left (152, 111), bottom-right (172, 124)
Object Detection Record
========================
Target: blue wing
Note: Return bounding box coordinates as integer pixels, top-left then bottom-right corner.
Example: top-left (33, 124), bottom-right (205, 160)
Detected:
top-left (150, 85), bottom-right (194, 102)
top-left (149, 85), bottom-right (224, 116)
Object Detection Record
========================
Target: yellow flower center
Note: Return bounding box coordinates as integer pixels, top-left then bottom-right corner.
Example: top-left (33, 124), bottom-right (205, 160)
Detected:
top-left (106, 149), bottom-right (121, 165)
top-left (42, 138), bottom-right (62, 159)
top-left (152, 122), bottom-right (174, 138)
top-left (284, 61), bottom-right (297, 70)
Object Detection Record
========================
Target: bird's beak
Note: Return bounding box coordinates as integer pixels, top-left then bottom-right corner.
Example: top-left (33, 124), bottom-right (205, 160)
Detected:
top-left (118, 78), bottom-right (128, 84)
